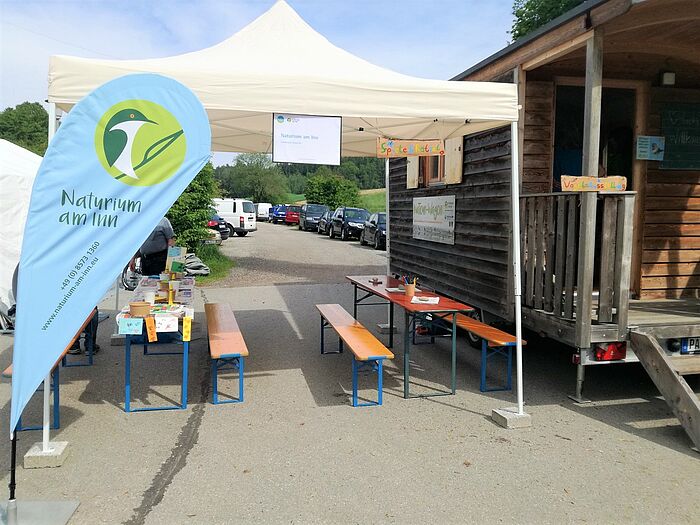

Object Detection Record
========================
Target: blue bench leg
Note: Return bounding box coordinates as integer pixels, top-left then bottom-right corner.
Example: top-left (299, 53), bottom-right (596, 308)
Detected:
top-left (377, 359), bottom-right (383, 406)
top-left (352, 357), bottom-right (359, 407)
top-left (239, 357), bottom-right (245, 403)
top-left (211, 358), bottom-right (219, 404)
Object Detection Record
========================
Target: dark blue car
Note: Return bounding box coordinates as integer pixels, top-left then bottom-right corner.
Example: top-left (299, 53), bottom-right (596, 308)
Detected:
top-left (271, 204), bottom-right (287, 224)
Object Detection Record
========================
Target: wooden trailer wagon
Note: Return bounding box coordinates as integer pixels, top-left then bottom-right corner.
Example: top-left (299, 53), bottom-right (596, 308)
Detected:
top-left (388, 0), bottom-right (700, 447)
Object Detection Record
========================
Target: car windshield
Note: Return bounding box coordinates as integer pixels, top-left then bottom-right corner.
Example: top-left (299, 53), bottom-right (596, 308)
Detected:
top-left (307, 204), bottom-right (326, 214)
top-left (242, 201), bottom-right (255, 213)
top-left (377, 214), bottom-right (386, 225)
top-left (289, 206), bottom-right (301, 212)
top-left (345, 209), bottom-right (369, 221)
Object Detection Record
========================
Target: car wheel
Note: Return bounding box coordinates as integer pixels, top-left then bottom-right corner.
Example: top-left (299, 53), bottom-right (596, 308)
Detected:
top-left (374, 234), bottom-right (382, 250)
top-left (298, 221), bottom-right (303, 230)
top-left (329, 226), bottom-right (335, 238)
top-left (226, 223), bottom-right (234, 235)
top-left (359, 231), bottom-right (366, 245)
top-left (236, 231), bottom-right (248, 237)
top-left (317, 225), bottom-right (322, 234)
top-left (341, 227), bottom-right (348, 241)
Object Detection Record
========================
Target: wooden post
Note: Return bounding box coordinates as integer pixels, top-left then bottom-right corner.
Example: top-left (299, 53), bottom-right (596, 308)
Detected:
top-left (575, 192), bottom-right (597, 348)
top-left (614, 194), bottom-right (635, 340)
top-left (582, 30), bottom-right (603, 177)
top-left (597, 196), bottom-right (618, 323)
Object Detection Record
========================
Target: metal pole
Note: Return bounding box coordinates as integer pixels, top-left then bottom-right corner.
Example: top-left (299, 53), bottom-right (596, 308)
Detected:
top-left (510, 120), bottom-right (524, 415)
top-left (41, 103), bottom-right (58, 449)
top-left (385, 158), bottom-right (391, 326)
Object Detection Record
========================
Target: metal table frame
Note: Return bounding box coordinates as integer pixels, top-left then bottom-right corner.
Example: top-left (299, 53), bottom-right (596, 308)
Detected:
top-left (124, 332), bottom-right (189, 412)
top-left (349, 277), bottom-right (471, 399)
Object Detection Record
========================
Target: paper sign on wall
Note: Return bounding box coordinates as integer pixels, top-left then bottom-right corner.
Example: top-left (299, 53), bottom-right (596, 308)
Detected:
top-left (412, 195), bottom-right (456, 245)
top-left (561, 176), bottom-right (627, 192)
top-left (272, 113), bottom-right (341, 166)
top-left (636, 136), bottom-right (665, 161)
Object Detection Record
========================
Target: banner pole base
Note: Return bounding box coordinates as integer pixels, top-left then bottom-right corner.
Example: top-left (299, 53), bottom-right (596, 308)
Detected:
top-left (24, 441), bottom-right (69, 469)
top-left (491, 407), bottom-right (532, 429)
top-left (1, 500), bottom-right (79, 525)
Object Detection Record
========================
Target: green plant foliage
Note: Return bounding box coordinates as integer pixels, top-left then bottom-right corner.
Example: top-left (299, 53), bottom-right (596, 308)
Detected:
top-left (0, 102), bottom-right (49, 155)
top-left (511, 0), bottom-right (582, 41)
top-left (167, 162), bottom-right (219, 252)
top-left (214, 153), bottom-right (289, 203)
top-left (305, 172), bottom-right (360, 209)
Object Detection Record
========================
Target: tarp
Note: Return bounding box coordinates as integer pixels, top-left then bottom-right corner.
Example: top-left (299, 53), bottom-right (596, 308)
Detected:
top-left (0, 140), bottom-right (42, 316)
top-left (48, 0), bottom-right (518, 156)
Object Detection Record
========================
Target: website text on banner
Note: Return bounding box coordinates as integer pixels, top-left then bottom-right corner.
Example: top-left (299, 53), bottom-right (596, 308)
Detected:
top-left (271, 113), bottom-right (341, 166)
top-left (11, 74), bottom-right (211, 435)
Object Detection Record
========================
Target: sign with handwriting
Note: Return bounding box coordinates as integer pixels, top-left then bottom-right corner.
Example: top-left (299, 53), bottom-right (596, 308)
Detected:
top-left (412, 195), bottom-right (455, 245)
top-left (118, 317), bottom-right (143, 335)
top-left (561, 176), bottom-right (627, 192)
top-left (377, 137), bottom-right (444, 158)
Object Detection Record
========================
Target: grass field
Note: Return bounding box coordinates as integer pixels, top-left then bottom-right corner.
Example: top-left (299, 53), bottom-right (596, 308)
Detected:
top-left (195, 244), bottom-right (235, 285)
top-left (359, 188), bottom-right (386, 212)
top-left (284, 193), bottom-right (306, 204)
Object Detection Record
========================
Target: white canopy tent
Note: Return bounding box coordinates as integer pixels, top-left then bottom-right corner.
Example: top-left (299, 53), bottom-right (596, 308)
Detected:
top-left (0, 140), bottom-right (42, 319)
top-left (46, 0), bottom-right (527, 420)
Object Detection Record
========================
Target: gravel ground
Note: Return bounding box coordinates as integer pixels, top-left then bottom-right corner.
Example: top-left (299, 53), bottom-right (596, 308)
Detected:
top-left (0, 224), bottom-right (698, 524)
top-left (214, 221), bottom-right (387, 287)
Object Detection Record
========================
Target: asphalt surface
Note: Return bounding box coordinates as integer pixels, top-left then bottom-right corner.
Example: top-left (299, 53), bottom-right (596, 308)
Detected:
top-left (0, 222), bottom-right (698, 524)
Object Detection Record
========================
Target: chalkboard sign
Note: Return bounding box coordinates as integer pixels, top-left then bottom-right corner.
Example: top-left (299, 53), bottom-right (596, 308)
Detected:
top-left (661, 104), bottom-right (700, 170)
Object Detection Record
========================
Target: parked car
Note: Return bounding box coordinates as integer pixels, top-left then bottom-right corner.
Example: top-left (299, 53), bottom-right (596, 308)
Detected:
top-left (329, 207), bottom-right (370, 240)
top-left (299, 203), bottom-right (329, 231)
top-left (360, 212), bottom-right (386, 250)
top-left (317, 209), bottom-right (332, 235)
top-left (207, 208), bottom-right (230, 241)
top-left (257, 202), bottom-right (272, 221)
top-left (285, 205), bottom-right (301, 225)
top-left (213, 198), bottom-right (257, 236)
top-left (271, 204), bottom-right (287, 224)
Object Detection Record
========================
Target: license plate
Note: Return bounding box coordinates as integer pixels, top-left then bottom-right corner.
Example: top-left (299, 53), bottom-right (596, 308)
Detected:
top-left (681, 337), bottom-right (700, 354)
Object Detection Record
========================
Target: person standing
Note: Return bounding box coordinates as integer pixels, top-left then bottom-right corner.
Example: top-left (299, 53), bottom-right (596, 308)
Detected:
top-left (132, 217), bottom-right (175, 276)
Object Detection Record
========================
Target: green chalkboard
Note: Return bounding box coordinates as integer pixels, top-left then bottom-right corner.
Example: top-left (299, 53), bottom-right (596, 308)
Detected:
top-left (661, 104), bottom-right (700, 170)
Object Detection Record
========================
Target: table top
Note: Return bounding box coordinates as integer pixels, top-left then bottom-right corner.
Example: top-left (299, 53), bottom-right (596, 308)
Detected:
top-left (346, 275), bottom-right (473, 314)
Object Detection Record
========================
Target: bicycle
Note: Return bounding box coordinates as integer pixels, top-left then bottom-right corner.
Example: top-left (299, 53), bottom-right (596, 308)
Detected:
top-left (121, 255), bottom-right (143, 291)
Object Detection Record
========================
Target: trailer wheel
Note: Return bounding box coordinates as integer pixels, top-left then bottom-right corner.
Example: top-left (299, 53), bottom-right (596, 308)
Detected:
top-left (466, 309), bottom-right (483, 349)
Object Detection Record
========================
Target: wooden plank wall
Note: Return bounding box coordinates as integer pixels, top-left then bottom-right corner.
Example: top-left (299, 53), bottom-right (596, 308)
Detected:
top-left (523, 80), bottom-right (555, 194)
top-left (388, 126), bottom-right (513, 320)
top-left (641, 87), bottom-right (700, 299)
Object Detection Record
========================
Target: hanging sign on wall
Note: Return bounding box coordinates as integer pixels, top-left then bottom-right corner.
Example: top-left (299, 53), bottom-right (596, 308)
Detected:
top-left (377, 137), bottom-right (444, 158)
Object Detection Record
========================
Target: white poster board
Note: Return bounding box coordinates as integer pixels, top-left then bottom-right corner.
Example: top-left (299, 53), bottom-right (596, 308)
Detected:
top-left (412, 195), bottom-right (455, 245)
top-left (272, 113), bottom-right (342, 165)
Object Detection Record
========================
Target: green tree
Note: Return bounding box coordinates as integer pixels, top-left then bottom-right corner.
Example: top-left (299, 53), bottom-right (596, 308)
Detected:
top-left (214, 153), bottom-right (288, 203)
top-left (511, 0), bottom-right (582, 41)
top-left (0, 102), bottom-right (49, 155)
top-left (167, 162), bottom-right (219, 252)
top-left (305, 172), bottom-right (360, 209)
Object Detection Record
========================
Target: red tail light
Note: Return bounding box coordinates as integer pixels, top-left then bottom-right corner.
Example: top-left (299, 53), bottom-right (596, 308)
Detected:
top-left (240, 217), bottom-right (245, 227)
top-left (207, 220), bottom-right (218, 227)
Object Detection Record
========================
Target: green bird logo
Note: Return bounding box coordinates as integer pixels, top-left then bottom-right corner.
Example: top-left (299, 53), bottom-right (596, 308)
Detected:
top-left (96, 100), bottom-right (186, 186)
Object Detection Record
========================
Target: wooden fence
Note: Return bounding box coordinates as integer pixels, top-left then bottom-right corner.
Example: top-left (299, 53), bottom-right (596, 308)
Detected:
top-left (521, 191), bottom-right (636, 347)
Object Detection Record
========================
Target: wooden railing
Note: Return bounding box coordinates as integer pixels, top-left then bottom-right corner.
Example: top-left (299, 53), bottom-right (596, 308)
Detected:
top-left (520, 191), bottom-right (636, 347)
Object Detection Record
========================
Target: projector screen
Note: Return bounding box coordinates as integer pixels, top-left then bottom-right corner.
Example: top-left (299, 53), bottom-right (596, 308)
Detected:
top-left (272, 113), bottom-right (342, 165)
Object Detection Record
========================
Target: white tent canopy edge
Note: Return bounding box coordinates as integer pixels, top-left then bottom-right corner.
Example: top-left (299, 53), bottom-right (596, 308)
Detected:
top-left (45, 0), bottom-right (527, 419)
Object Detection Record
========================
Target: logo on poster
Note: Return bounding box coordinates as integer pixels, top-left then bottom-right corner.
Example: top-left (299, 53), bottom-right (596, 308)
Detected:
top-left (95, 100), bottom-right (186, 186)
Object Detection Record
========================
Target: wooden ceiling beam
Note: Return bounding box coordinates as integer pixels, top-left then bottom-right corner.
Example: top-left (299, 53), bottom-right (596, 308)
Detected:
top-left (522, 31), bottom-right (593, 71)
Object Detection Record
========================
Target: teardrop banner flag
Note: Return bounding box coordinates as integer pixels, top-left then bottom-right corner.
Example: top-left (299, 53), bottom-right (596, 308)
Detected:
top-left (10, 74), bottom-right (211, 434)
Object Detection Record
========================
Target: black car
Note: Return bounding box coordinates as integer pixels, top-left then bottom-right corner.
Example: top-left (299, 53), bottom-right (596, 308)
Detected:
top-left (329, 207), bottom-right (370, 241)
top-left (360, 212), bottom-right (386, 250)
top-left (299, 203), bottom-right (329, 231)
top-left (207, 209), bottom-right (230, 240)
top-left (317, 210), bottom-right (332, 235)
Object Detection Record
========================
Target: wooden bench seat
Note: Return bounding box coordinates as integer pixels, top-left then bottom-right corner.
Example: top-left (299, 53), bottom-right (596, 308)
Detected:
top-left (437, 312), bottom-right (526, 392)
top-left (317, 304), bottom-right (393, 407)
top-left (205, 303), bottom-right (249, 404)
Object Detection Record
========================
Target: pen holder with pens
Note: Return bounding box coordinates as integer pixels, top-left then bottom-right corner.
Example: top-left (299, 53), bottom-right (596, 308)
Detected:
top-left (404, 284), bottom-right (416, 297)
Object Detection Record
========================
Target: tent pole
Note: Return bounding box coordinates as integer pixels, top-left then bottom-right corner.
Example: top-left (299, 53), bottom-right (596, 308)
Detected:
top-left (509, 120), bottom-right (524, 415)
top-left (385, 158), bottom-right (390, 276)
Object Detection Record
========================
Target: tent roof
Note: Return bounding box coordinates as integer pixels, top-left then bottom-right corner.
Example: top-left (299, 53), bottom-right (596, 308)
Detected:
top-left (48, 1), bottom-right (518, 156)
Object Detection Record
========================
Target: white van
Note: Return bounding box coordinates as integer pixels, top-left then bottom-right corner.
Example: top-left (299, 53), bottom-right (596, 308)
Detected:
top-left (213, 198), bottom-right (257, 237)
top-left (256, 202), bottom-right (272, 221)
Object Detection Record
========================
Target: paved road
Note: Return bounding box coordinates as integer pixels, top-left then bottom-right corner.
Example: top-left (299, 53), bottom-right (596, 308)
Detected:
top-left (0, 224), bottom-right (698, 524)
top-left (216, 221), bottom-right (387, 287)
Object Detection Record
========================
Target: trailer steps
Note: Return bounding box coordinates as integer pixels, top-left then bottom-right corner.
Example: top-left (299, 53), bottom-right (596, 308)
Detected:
top-left (629, 331), bottom-right (700, 450)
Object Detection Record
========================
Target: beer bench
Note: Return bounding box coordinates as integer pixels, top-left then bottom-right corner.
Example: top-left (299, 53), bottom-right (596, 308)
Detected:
top-left (438, 313), bottom-right (526, 392)
top-left (205, 303), bottom-right (249, 405)
top-left (2, 310), bottom-right (96, 431)
top-left (317, 304), bottom-right (393, 407)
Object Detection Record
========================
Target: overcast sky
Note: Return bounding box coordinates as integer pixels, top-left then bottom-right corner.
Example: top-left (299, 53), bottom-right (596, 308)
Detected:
top-left (0, 0), bottom-right (514, 163)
